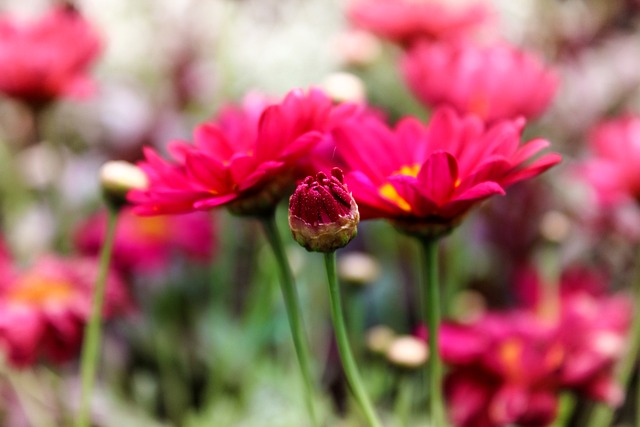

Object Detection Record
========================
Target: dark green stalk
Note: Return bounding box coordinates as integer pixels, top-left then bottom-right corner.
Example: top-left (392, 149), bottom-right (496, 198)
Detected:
top-left (418, 237), bottom-right (447, 426)
top-left (75, 207), bottom-right (118, 427)
top-left (259, 213), bottom-right (318, 426)
top-left (324, 252), bottom-right (383, 427)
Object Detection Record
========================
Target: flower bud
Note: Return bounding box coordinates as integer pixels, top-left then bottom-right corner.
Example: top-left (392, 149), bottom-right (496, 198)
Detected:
top-left (100, 160), bottom-right (149, 209)
top-left (289, 168), bottom-right (359, 252)
top-left (385, 335), bottom-right (429, 369)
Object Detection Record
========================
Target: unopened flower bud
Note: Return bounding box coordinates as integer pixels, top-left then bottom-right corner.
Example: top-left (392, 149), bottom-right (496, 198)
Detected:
top-left (385, 335), bottom-right (429, 369)
top-left (322, 72), bottom-right (367, 104)
top-left (100, 160), bottom-right (148, 209)
top-left (366, 325), bottom-right (396, 355)
top-left (289, 168), bottom-right (359, 253)
top-left (338, 251), bottom-right (381, 286)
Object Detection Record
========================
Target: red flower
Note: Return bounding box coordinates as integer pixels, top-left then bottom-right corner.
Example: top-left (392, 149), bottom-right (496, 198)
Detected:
top-left (402, 41), bottom-right (558, 123)
top-left (580, 115), bottom-right (640, 205)
top-left (420, 314), bottom-right (562, 427)
top-left (0, 256), bottom-right (131, 367)
top-left (74, 208), bottom-right (216, 275)
top-left (129, 88), bottom-right (359, 216)
top-left (0, 5), bottom-right (102, 106)
top-left (515, 265), bottom-right (632, 406)
top-left (332, 107), bottom-right (561, 236)
top-left (347, 0), bottom-right (493, 47)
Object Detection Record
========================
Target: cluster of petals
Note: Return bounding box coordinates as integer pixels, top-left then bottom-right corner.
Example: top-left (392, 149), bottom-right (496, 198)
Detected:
top-left (129, 88), bottom-right (359, 216)
top-left (74, 208), bottom-right (216, 276)
top-left (331, 107), bottom-right (561, 230)
top-left (0, 4), bottom-right (102, 106)
top-left (402, 41), bottom-right (559, 123)
top-left (515, 266), bottom-right (632, 406)
top-left (436, 315), bottom-right (560, 427)
top-left (579, 114), bottom-right (640, 205)
top-left (347, 0), bottom-right (493, 47)
top-left (425, 266), bottom-right (631, 427)
top-left (0, 256), bottom-right (131, 367)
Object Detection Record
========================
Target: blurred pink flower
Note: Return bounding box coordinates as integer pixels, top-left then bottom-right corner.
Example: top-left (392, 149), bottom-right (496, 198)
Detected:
top-left (0, 256), bottom-right (131, 367)
top-left (347, 0), bottom-right (493, 47)
top-left (515, 265), bottom-right (632, 406)
top-left (0, 4), bottom-right (102, 107)
top-left (402, 41), bottom-right (559, 123)
top-left (419, 314), bottom-right (561, 427)
top-left (332, 107), bottom-right (561, 235)
top-left (580, 115), bottom-right (640, 205)
top-left (422, 266), bottom-right (632, 426)
top-left (129, 88), bottom-right (359, 216)
top-left (74, 208), bottom-right (216, 275)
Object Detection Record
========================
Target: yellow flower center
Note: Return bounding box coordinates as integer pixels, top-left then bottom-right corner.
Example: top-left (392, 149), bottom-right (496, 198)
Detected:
top-left (8, 275), bottom-right (74, 306)
top-left (133, 216), bottom-right (170, 240)
top-left (499, 338), bottom-right (523, 379)
top-left (379, 164), bottom-right (421, 212)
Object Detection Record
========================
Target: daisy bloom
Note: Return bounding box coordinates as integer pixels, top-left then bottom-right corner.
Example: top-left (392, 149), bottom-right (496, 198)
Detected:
top-left (580, 114), bottom-right (640, 205)
top-left (332, 107), bottom-right (561, 237)
top-left (129, 88), bottom-right (359, 217)
top-left (402, 41), bottom-right (559, 123)
top-left (347, 0), bottom-right (493, 47)
top-left (74, 208), bottom-right (216, 275)
top-left (0, 4), bottom-right (102, 107)
top-left (0, 256), bottom-right (131, 367)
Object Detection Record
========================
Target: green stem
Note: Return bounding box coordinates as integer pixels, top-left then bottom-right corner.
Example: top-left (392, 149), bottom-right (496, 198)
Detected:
top-left (324, 252), bottom-right (383, 427)
top-left (585, 248), bottom-right (640, 427)
top-left (75, 207), bottom-right (118, 427)
top-left (418, 237), bottom-right (447, 426)
top-left (259, 213), bottom-right (319, 426)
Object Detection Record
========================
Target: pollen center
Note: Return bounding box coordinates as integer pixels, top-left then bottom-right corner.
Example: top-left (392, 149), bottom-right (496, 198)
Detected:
top-left (8, 276), bottom-right (74, 306)
top-left (378, 164), bottom-right (420, 212)
top-left (499, 338), bottom-right (523, 379)
top-left (133, 215), bottom-right (170, 240)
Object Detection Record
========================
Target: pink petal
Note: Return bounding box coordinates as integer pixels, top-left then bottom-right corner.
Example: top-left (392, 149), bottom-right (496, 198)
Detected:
top-left (256, 106), bottom-right (288, 162)
top-left (417, 151), bottom-right (459, 205)
top-left (194, 123), bottom-right (235, 161)
top-left (185, 153), bottom-right (230, 192)
top-left (503, 153), bottom-right (562, 187)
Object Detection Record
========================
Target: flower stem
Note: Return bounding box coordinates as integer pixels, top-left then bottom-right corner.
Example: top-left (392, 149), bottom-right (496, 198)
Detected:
top-left (259, 213), bottom-right (319, 426)
top-left (418, 237), bottom-right (447, 426)
top-left (584, 247), bottom-right (640, 427)
top-left (324, 252), bottom-right (383, 427)
top-left (75, 207), bottom-right (118, 427)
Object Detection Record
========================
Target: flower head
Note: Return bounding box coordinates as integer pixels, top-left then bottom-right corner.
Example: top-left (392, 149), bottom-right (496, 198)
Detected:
top-left (332, 107), bottom-right (561, 237)
top-left (100, 160), bottom-right (149, 209)
top-left (0, 4), bottom-right (102, 107)
top-left (418, 315), bottom-right (561, 427)
top-left (289, 168), bottom-right (359, 252)
top-left (579, 115), bottom-right (640, 206)
top-left (347, 0), bottom-right (493, 47)
top-left (0, 256), bottom-right (131, 367)
top-left (129, 88), bottom-right (359, 217)
top-left (402, 41), bottom-right (559, 123)
top-left (74, 208), bottom-right (216, 276)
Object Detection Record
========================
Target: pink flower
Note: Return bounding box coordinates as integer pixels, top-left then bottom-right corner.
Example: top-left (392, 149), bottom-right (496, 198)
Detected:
top-left (0, 5), bottom-right (102, 107)
top-left (74, 208), bottom-right (216, 275)
top-left (129, 88), bottom-right (359, 216)
top-left (402, 41), bottom-right (559, 123)
top-left (580, 115), bottom-right (640, 205)
top-left (0, 256), bottom-right (131, 367)
top-left (428, 314), bottom-right (561, 427)
top-left (515, 265), bottom-right (632, 406)
top-left (347, 0), bottom-right (493, 47)
top-left (332, 107), bottom-right (561, 236)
